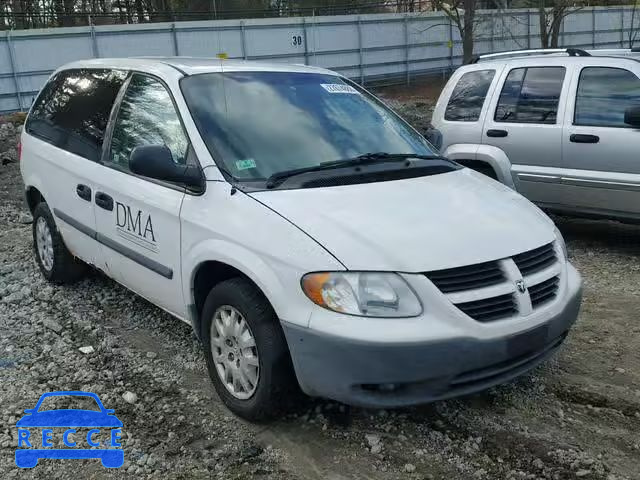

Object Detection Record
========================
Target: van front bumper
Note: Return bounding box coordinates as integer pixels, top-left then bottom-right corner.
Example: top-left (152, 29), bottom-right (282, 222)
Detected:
top-left (282, 272), bottom-right (582, 408)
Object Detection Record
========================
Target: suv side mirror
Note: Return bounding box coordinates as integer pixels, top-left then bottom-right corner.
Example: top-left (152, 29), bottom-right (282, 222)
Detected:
top-left (130, 145), bottom-right (203, 189)
top-left (624, 105), bottom-right (640, 127)
top-left (422, 126), bottom-right (443, 151)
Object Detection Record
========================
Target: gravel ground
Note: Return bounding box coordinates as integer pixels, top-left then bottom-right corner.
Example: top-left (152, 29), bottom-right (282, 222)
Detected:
top-left (1, 84), bottom-right (639, 480)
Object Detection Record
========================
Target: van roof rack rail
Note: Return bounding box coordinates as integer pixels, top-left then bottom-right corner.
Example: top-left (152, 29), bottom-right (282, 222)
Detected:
top-left (470, 48), bottom-right (591, 63)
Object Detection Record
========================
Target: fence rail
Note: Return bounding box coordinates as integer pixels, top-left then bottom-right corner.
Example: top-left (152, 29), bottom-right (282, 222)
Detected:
top-left (1, 6), bottom-right (638, 114)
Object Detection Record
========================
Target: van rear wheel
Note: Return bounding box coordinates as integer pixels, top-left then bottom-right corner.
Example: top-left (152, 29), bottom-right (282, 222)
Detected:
top-left (201, 278), bottom-right (296, 421)
top-left (32, 202), bottom-right (86, 284)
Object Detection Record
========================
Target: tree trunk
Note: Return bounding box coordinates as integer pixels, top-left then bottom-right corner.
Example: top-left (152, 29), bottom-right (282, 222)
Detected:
top-left (149, 0), bottom-right (172, 22)
top-left (123, 0), bottom-right (133, 22)
top-left (549, 7), bottom-right (564, 48)
top-left (462, 0), bottom-right (475, 64)
top-left (63, 0), bottom-right (76, 26)
top-left (539, 5), bottom-right (549, 48)
top-left (10, 0), bottom-right (25, 29)
top-left (135, 0), bottom-right (145, 22)
top-left (54, 0), bottom-right (65, 27)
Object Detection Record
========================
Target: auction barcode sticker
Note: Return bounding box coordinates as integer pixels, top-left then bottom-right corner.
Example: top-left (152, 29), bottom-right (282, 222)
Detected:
top-left (320, 84), bottom-right (359, 94)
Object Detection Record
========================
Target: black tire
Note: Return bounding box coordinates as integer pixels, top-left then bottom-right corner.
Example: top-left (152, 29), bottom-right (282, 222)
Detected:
top-left (201, 277), bottom-right (297, 421)
top-left (32, 202), bottom-right (86, 284)
top-left (458, 160), bottom-right (499, 180)
top-left (473, 163), bottom-right (498, 180)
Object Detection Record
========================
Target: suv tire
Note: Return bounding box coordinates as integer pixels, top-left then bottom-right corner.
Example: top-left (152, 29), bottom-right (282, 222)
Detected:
top-left (32, 202), bottom-right (86, 284)
top-left (201, 278), bottom-right (297, 421)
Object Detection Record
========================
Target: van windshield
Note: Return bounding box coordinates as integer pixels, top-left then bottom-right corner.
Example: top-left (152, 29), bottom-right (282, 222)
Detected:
top-left (180, 71), bottom-right (437, 184)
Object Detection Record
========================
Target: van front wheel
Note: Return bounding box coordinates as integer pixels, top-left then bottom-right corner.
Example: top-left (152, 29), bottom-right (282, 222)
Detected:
top-left (201, 278), bottom-right (296, 420)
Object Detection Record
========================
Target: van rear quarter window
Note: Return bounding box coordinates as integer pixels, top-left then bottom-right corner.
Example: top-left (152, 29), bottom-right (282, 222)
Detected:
top-left (26, 69), bottom-right (126, 162)
top-left (444, 70), bottom-right (495, 122)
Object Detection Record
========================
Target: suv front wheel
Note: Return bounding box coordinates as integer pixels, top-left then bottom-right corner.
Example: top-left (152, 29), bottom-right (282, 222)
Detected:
top-left (32, 202), bottom-right (86, 284)
top-left (201, 278), bottom-right (297, 420)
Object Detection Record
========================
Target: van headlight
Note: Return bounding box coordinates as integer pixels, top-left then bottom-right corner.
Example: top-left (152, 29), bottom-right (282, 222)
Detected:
top-left (301, 272), bottom-right (422, 317)
top-left (554, 226), bottom-right (567, 260)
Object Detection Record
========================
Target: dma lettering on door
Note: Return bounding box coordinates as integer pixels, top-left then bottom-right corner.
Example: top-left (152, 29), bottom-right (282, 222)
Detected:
top-left (115, 202), bottom-right (158, 253)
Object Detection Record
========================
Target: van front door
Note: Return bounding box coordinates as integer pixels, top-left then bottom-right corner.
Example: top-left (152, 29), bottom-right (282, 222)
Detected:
top-left (93, 74), bottom-right (189, 319)
top-left (561, 65), bottom-right (640, 220)
top-left (482, 65), bottom-right (569, 205)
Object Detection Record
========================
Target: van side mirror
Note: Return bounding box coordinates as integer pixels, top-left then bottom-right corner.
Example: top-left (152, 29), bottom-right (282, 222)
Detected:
top-left (130, 145), bottom-right (203, 190)
top-left (624, 105), bottom-right (640, 127)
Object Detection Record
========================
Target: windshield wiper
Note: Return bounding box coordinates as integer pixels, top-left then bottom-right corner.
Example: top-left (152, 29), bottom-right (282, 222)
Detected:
top-left (265, 152), bottom-right (447, 189)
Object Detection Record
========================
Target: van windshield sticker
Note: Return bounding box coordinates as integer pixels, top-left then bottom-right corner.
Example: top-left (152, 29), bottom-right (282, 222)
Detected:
top-left (320, 84), bottom-right (359, 94)
top-left (235, 159), bottom-right (257, 170)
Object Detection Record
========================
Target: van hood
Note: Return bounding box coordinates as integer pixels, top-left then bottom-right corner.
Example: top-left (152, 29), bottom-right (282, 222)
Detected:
top-left (249, 169), bottom-right (556, 272)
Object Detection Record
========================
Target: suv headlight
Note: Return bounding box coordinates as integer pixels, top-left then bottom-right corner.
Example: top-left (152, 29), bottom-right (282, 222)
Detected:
top-left (301, 272), bottom-right (422, 317)
top-left (554, 226), bottom-right (567, 260)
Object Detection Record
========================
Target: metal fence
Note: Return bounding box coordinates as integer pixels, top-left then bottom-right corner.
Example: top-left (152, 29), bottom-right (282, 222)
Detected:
top-left (1, 6), bottom-right (639, 114)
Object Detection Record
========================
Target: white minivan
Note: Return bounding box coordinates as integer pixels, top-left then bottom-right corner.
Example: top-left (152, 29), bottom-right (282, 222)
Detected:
top-left (20, 58), bottom-right (582, 420)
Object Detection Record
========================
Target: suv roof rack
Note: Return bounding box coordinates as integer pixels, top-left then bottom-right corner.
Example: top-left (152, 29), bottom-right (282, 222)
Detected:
top-left (470, 48), bottom-right (591, 63)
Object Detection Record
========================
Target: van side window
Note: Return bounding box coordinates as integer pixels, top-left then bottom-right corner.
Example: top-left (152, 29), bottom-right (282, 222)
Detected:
top-left (494, 67), bottom-right (565, 124)
top-left (444, 70), bottom-right (495, 122)
top-left (575, 67), bottom-right (640, 127)
top-left (108, 74), bottom-right (189, 172)
top-left (26, 69), bottom-right (126, 162)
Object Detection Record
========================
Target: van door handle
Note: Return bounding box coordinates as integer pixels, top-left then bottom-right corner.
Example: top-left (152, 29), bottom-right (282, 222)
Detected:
top-left (486, 129), bottom-right (508, 138)
top-left (95, 192), bottom-right (114, 211)
top-left (570, 134), bottom-right (599, 144)
top-left (76, 184), bottom-right (92, 202)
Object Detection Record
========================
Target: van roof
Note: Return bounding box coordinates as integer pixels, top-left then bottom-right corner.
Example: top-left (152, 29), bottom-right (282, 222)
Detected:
top-left (60, 57), bottom-right (337, 76)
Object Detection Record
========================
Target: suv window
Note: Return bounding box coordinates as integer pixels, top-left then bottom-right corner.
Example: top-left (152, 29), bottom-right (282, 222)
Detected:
top-left (26, 69), bottom-right (126, 162)
top-left (495, 67), bottom-right (565, 124)
top-left (444, 69), bottom-right (495, 122)
top-left (108, 74), bottom-right (189, 172)
top-left (575, 67), bottom-right (640, 127)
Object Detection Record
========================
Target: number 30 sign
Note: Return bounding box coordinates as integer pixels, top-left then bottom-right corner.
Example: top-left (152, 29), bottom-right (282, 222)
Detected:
top-left (292, 34), bottom-right (303, 47)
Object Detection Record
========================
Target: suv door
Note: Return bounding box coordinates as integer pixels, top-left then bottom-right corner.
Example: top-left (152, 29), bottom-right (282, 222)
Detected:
top-left (562, 65), bottom-right (640, 219)
top-left (24, 69), bottom-right (126, 266)
top-left (482, 65), bottom-right (569, 204)
top-left (93, 73), bottom-right (191, 318)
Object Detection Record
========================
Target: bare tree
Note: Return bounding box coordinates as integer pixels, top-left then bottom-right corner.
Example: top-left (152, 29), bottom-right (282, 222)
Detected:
top-left (396, 0), bottom-right (418, 12)
top-left (532, 0), bottom-right (586, 48)
top-left (431, 0), bottom-right (477, 64)
top-left (629, 0), bottom-right (640, 48)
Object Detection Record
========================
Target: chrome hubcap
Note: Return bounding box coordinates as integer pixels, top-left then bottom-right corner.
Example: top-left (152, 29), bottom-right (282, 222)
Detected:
top-left (36, 217), bottom-right (54, 271)
top-left (210, 305), bottom-right (259, 400)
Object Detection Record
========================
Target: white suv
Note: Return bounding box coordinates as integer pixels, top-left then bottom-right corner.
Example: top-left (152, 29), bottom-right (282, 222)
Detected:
top-left (431, 48), bottom-right (640, 222)
top-left (21, 57), bottom-right (582, 420)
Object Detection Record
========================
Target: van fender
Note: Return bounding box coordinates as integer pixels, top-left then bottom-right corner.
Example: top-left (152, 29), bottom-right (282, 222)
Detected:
top-left (182, 239), bottom-right (309, 332)
top-left (443, 144), bottom-right (515, 189)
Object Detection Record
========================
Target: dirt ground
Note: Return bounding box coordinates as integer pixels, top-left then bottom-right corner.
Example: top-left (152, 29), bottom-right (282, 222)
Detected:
top-left (1, 81), bottom-right (639, 479)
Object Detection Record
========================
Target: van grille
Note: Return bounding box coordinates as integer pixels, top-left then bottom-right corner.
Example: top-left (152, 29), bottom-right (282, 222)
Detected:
top-left (513, 243), bottom-right (556, 276)
top-left (424, 261), bottom-right (505, 293)
top-left (424, 242), bottom-right (561, 323)
top-left (529, 275), bottom-right (560, 308)
top-left (456, 293), bottom-right (517, 322)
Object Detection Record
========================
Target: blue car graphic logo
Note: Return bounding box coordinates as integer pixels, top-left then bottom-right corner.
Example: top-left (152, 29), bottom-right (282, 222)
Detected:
top-left (15, 390), bottom-right (124, 468)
